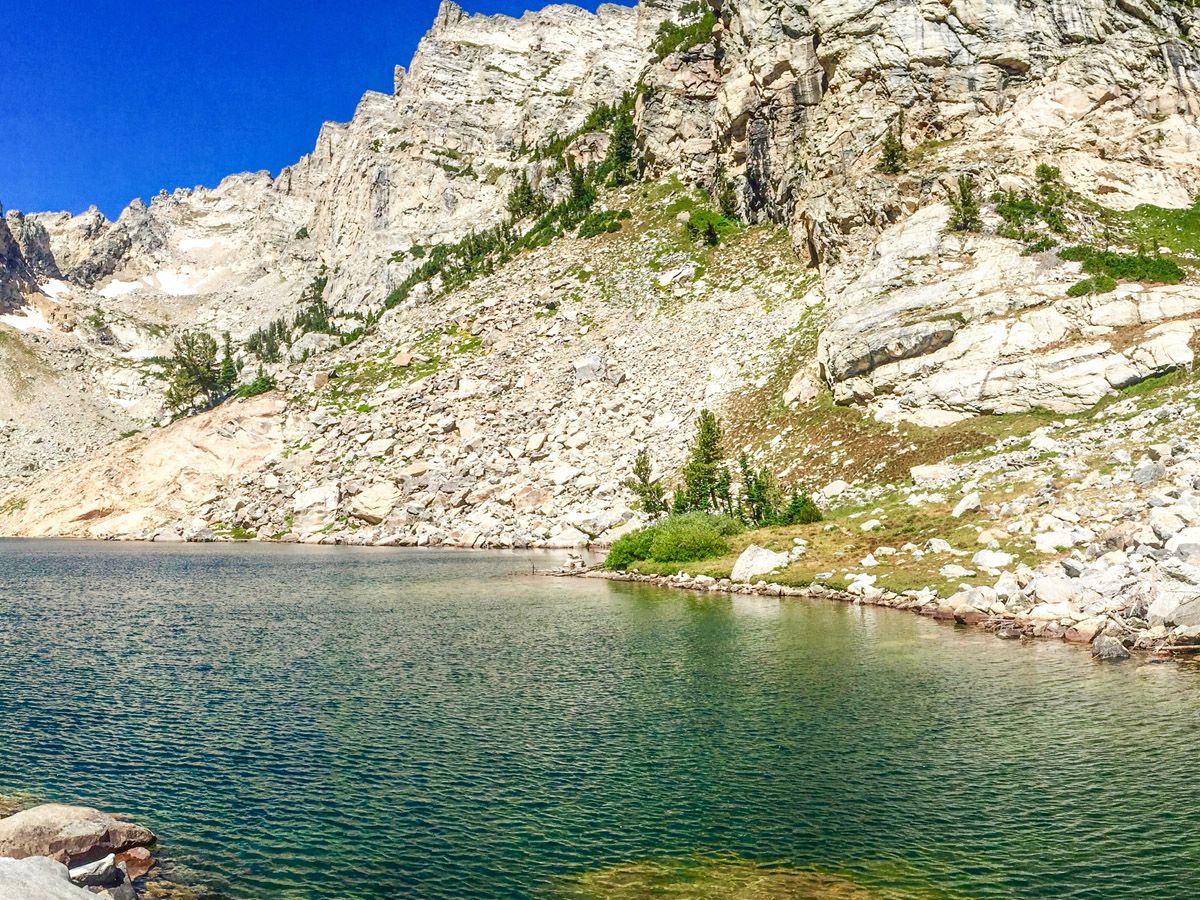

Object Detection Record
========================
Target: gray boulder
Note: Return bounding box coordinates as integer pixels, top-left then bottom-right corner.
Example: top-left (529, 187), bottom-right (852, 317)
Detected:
top-left (0, 856), bottom-right (97, 899)
top-left (1091, 636), bottom-right (1131, 661)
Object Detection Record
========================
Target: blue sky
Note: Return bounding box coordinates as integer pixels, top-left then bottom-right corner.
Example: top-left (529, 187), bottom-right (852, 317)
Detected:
top-left (2, 0), bottom-right (625, 219)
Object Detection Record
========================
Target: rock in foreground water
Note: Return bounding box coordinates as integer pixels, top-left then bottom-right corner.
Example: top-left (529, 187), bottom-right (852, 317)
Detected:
top-left (0, 804), bottom-right (155, 866)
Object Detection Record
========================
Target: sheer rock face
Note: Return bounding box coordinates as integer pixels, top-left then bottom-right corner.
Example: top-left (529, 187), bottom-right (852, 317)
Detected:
top-left (0, 210), bottom-right (42, 311)
top-left (9, 0), bottom-right (662, 319)
top-left (646, 0), bottom-right (1200, 236)
top-left (279, 0), bottom-right (666, 310)
top-left (636, 0), bottom-right (1200, 422)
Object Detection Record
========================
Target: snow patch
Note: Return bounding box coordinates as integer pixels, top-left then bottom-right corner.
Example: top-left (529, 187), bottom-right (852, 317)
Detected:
top-left (99, 279), bottom-right (142, 298)
top-left (40, 279), bottom-right (74, 299)
top-left (179, 237), bottom-right (217, 252)
top-left (0, 306), bottom-right (50, 332)
top-left (151, 269), bottom-right (214, 296)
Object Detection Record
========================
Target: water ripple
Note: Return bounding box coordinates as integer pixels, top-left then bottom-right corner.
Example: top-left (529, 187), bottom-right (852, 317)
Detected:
top-left (0, 539), bottom-right (1198, 898)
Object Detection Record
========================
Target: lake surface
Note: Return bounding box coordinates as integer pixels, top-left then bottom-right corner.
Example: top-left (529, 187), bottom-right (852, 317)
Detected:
top-left (1, 540), bottom-right (1198, 898)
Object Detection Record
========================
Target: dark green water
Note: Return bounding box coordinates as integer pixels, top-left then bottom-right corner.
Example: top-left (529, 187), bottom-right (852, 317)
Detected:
top-left (1, 540), bottom-right (1198, 899)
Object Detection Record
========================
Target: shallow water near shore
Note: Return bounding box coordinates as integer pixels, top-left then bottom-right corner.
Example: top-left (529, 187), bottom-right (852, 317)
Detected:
top-left (2, 539), bottom-right (1198, 898)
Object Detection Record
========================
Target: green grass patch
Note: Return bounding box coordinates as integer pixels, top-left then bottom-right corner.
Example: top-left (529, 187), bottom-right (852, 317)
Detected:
top-left (1102, 197), bottom-right (1200, 260)
top-left (1058, 245), bottom-right (1184, 284)
top-left (1, 496), bottom-right (27, 516)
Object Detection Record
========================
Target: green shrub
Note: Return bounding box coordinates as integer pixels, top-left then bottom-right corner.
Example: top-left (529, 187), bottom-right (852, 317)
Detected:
top-left (669, 510), bottom-right (743, 536)
top-left (605, 527), bottom-right (659, 570)
top-left (648, 515), bottom-right (728, 563)
top-left (1022, 237), bottom-right (1056, 255)
top-left (236, 367), bottom-right (276, 398)
top-left (780, 491), bottom-right (822, 525)
top-left (578, 209), bottom-right (632, 239)
top-left (1058, 246), bottom-right (1184, 284)
top-left (993, 190), bottom-right (1040, 226)
top-left (1066, 274), bottom-right (1117, 297)
top-left (652, 2), bottom-right (717, 61)
top-left (604, 512), bottom-right (735, 569)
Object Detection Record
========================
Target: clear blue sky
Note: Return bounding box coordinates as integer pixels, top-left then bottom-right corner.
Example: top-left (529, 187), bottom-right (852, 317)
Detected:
top-left (2, 0), bottom-right (625, 219)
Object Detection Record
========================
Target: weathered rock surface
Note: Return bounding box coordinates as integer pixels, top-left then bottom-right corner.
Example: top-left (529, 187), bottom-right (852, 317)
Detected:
top-left (0, 804), bottom-right (155, 866)
top-left (731, 544), bottom-right (790, 582)
top-left (1, 397), bottom-right (283, 539)
top-left (0, 856), bottom-right (98, 900)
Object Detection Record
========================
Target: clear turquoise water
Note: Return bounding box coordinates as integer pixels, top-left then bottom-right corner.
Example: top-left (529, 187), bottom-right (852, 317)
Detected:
top-left (1, 539), bottom-right (1198, 899)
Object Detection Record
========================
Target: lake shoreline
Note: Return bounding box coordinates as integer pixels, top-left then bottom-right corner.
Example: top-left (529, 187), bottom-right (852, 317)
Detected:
top-left (579, 567), bottom-right (1200, 663)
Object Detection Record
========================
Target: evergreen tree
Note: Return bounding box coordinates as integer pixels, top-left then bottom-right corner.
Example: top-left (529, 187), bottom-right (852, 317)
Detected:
top-left (219, 332), bottom-right (237, 392)
top-left (738, 453), bottom-right (781, 527)
top-left (607, 111), bottom-right (637, 186)
top-left (947, 174), bottom-right (982, 232)
top-left (164, 331), bottom-right (223, 414)
top-left (506, 171), bottom-right (540, 221)
top-left (625, 448), bottom-right (666, 519)
top-left (716, 173), bottom-right (739, 221)
top-left (877, 114), bottom-right (907, 175)
top-left (681, 409), bottom-right (726, 511)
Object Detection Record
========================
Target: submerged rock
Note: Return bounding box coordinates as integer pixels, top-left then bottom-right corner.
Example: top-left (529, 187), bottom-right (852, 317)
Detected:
top-left (560, 854), bottom-right (881, 898)
top-left (1092, 636), bottom-right (1131, 661)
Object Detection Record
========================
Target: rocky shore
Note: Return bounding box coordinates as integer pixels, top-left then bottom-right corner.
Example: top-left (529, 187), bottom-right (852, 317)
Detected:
top-left (587, 568), bottom-right (1155, 663)
top-left (0, 801), bottom-right (185, 900)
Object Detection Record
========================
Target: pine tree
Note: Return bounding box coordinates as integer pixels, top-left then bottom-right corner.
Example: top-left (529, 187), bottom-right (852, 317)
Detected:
top-left (877, 114), bottom-right (907, 175)
top-left (625, 448), bottom-right (666, 519)
top-left (219, 332), bottom-right (238, 392)
top-left (947, 174), bottom-right (982, 232)
top-left (607, 112), bottom-right (636, 186)
top-left (737, 454), bottom-right (781, 526)
top-left (681, 409), bottom-right (726, 511)
top-left (164, 331), bottom-right (222, 414)
top-left (506, 171), bottom-right (540, 221)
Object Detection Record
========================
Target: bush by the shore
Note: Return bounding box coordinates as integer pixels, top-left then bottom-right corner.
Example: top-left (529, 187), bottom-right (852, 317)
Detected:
top-left (606, 512), bottom-right (740, 569)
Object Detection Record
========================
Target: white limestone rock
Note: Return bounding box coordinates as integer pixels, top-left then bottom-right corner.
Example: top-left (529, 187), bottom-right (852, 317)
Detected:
top-left (731, 545), bottom-right (790, 583)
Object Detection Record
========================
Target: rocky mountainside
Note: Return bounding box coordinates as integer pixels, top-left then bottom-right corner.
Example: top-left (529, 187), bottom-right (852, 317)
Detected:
top-left (0, 0), bottom-right (672, 480)
top-left (3, 0), bottom-right (1200, 578)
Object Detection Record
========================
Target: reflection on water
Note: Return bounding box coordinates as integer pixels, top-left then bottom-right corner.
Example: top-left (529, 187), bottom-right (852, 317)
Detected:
top-left (1, 539), bottom-right (1198, 899)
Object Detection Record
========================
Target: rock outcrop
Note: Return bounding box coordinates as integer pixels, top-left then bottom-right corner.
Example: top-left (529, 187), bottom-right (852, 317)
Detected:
top-left (2, 395), bottom-right (284, 539)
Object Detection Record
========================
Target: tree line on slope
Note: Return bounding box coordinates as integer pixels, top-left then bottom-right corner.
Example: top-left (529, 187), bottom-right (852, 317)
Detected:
top-left (609, 411), bottom-right (822, 569)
